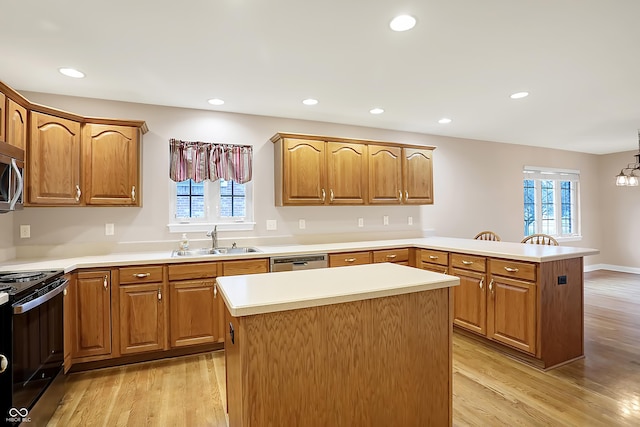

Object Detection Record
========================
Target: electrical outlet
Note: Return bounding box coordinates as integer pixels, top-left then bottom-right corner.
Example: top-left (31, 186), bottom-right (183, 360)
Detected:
top-left (408, 216), bottom-right (413, 225)
top-left (266, 220), bottom-right (277, 231)
top-left (358, 218), bottom-right (364, 228)
top-left (383, 215), bottom-right (389, 226)
top-left (105, 223), bottom-right (115, 236)
top-left (299, 219), bottom-right (306, 229)
top-left (20, 225), bottom-right (30, 239)
top-left (557, 275), bottom-right (567, 285)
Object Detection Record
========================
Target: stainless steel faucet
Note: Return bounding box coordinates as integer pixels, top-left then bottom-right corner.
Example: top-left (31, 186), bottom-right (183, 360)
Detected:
top-left (206, 226), bottom-right (218, 249)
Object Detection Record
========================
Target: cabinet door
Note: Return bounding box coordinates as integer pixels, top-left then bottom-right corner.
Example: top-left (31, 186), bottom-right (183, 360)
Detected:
top-left (75, 271), bottom-right (111, 358)
top-left (169, 280), bottom-right (218, 347)
top-left (0, 91), bottom-right (5, 143)
top-left (421, 262), bottom-right (448, 275)
top-left (403, 148), bottom-right (433, 204)
top-left (487, 276), bottom-right (537, 354)
top-left (451, 268), bottom-right (486, 335)
top-left (7, 99), bottom-right (27, 151)
top-left (368, 145), bottom-right (402, 204)
top-left (63, 274), bottom-right (75, 373)
top-left (327, 142), bottom-right (367, 204)
top-left (282, 138), bottom-right (326, 205)
top-left (119, 283), bottom-right (165, 354)
top-left (83, 123), bottom-right (139, 206)
top-left (29, 112), bottom-right (82, 205)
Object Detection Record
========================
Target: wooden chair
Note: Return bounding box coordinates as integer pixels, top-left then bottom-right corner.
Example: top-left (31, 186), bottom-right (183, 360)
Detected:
top-left (473, 231), bottom-right (501, 241)
top-left (521, 234), bottom-right (559, 246)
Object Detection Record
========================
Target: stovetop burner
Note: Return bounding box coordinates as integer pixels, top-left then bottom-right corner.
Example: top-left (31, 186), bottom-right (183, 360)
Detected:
top-left (0, 271), bottom-right (47, 283)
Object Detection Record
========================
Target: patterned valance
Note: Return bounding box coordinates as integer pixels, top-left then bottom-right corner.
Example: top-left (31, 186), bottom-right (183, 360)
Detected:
top-left (169, 139), bottom-right (253, 183)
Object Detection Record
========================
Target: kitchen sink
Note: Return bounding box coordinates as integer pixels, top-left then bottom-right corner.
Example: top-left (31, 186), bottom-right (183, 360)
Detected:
top-left (171, 247), bottom-right (262, 257)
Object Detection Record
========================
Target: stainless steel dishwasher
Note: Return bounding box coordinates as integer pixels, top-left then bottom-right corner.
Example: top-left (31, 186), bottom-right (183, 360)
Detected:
top-left (269, 254), bottom-right (328, 272)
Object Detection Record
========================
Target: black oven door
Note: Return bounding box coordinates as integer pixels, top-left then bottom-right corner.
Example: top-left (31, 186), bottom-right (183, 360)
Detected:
top-left (11, 285), bottom-right (65, 412)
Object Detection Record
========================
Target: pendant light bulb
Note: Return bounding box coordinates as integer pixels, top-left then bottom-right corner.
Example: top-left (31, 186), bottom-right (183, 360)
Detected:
top-left (615, 170), bottom-right (628, 186)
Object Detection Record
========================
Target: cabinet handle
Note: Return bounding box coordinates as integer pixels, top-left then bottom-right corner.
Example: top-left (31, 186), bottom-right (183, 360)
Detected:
top-left (103, 275), bottom-right (108, 290)
top-left (462, 260), bottom-right (474, 265)
top-left (345, 258), bottom-right (356, 263)
top-left (504, 266), bottom-right (519, 273)
top-left (405, 191), bottom-right (409, 200)
top-left (386, 254), bottom-right (397, 259)
top-left (63, 288), bottom-right (68, 296)
top-left (321, 188), bottom-right (326, 202)
top-left (214, 284), bottom-right (218, 298)
top-left (330, 189), bottom-right (334, 202)
top-left (75, 185), bottom-right (82, 202)
top-left (429, 255), bottom-right (439, 260)
top-left (131, 186), bottom-right (136, 202)
top-left (479, 278), bottom-right (484, 290)
top-left (133, 273), bottom-right (150, 279)
top-left (489, 279), bottom-right (494, 296)
top-left (443, 269), bottom-right (448, 274)
top-left (157, 289), bottom-right (162, 301)
top-left (398, 190), bottom-right (402, 201)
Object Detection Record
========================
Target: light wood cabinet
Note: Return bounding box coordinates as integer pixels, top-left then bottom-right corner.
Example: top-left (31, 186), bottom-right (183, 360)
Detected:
top-left (74, 270), bottom-right (112, 359)
top-left (63, 274), bottom-right (75, 373)
top-left (372, 248), bottom-right (409, 265)
top-left (28, 112), bottom-right (82, 205)
top-left (368, 144), bottom-right (403, 204)
top-left (7, 98), bottom-right (27, 151)
top-left (168, 262), bottom-right (221, 348)
top-left (403, 147), bottom-right (433, 204)
top-left (83, 123), bottom-right (140, 206)
top-left (272, 133), bottom-right (435, 206)
top-left (222, 259), bottom-right (269, 276)
top-left (451, 268), bottom-right (486, 335)
top-left (420, 249), bottom-right (449, 274)
top-left (118, 265), bottom-right (166, 355)
top-left (0, 91), bottom-right (5, 143)
top-left (329, 251), bottom-right (372, 267)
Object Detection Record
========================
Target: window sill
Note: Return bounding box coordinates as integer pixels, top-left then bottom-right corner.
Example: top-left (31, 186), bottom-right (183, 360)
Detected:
top-left (167, 222), bottom-right (256, 233)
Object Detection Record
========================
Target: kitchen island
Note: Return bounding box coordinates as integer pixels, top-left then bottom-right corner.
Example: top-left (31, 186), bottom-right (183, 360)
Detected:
top-left (217, 263), bottom-right (459, 427)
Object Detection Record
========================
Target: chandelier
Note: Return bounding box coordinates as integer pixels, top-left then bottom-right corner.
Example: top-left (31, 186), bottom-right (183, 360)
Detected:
top-left (615, 130), bottom-right (640, 186)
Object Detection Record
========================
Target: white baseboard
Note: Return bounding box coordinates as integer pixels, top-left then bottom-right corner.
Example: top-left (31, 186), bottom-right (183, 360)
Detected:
top-left (584, 263), bottom-right (640, 274)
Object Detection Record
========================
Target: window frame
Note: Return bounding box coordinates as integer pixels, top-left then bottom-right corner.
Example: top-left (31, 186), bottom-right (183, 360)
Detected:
top-left (523, 166), bottom-right (581, 241)
top-left (167, 179), bottom-right (255, 233)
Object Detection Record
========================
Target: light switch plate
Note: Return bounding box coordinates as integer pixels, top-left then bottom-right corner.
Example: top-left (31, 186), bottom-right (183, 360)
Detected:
top-left (20, 225), bottom-right (30, 239)
top-left (266, 220), bottom-right (277, 230)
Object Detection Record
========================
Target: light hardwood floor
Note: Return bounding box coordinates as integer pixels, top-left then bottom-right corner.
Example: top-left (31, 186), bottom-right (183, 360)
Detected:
top-left (49, 270), bottom-right (640, 426)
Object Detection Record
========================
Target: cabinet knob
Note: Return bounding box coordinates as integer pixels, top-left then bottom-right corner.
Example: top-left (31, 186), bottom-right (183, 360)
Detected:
top-left (75, 185), bottom-right (82, 202)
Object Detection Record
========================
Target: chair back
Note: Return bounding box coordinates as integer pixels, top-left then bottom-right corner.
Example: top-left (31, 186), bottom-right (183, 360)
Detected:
top-left (474, 231), bottom-right (501, 241)
top-left (521, 234), bottom-right (559, 246)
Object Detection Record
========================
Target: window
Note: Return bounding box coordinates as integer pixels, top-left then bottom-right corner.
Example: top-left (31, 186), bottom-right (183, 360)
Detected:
top-left (523, 166), bottom-right (580, 239)
top-left (169, 179), bottom-right (254, 232)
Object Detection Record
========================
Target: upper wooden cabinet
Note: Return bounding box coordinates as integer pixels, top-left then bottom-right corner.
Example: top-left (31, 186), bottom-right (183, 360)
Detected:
top-left (0, 91), bottom-right (5, 143)
top-left (83, 123), bottom-right (140, 206)
top-left (28, 112), bottom-right (82, 205)
top-left (7, 99), bottom-right (27, 151)
top-left (272, 132), bottom-right (434, 206)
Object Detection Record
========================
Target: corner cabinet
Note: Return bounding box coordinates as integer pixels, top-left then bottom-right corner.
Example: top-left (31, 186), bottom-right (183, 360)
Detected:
top-left (272, 132), bottom-right (433, 206)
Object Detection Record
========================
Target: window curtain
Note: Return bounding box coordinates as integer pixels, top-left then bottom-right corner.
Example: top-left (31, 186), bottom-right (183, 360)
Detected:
top-left (169, 139), bottom-right (253, 183)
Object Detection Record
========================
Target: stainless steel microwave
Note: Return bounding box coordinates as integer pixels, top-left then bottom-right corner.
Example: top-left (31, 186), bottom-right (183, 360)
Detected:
top-left (0, 140), bottom-right (24, 213)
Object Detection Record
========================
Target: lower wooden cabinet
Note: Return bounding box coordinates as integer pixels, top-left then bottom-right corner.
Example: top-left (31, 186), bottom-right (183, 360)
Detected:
top-left (74, 270), bottom-right (112, 359)
top-left (420, 249), bottom-right (449, 274)
top-left (169, 279), bottom-right (219, 347)
top-left (451, 268), bottom-right (486, 335)
top-left (63, 274), bottom-right (75, 373)
top-left (119, 283), bottom-right (166, 355)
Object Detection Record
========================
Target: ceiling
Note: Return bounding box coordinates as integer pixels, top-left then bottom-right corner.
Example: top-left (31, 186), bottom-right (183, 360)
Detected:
top-left (1, 0), bottom-right (639, 155)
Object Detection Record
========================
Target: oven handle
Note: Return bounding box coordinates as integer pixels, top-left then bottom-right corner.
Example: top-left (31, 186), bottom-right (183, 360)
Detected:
top-left (13, 279), bottom-right (69, 314)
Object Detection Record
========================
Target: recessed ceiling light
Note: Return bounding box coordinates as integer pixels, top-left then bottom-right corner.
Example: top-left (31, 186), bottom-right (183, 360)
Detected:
top-left (390, 15), bottom-right (417, 32)
top-left (302, 98), bottom-right (318, 106)
top-left (207, 98), bottom-right (225, 105)
top-left (370, 108), bottom-right (385, 115)
top-left (510, 91), bottom-right (529, 99)
top-left (438, 118), bottom-right (452, 124)
top-left (59, 68), bottom-right (85, 78)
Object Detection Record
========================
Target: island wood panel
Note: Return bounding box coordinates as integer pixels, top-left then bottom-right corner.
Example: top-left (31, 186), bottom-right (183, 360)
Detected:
top-left (538, 257), bottom-right (584, 367)
top-left (326, 142), bottom-right (367, 204)
top-left (225, 287), bottom-right (452, 427)
top-left (7, 98), bottom-right (28, 150)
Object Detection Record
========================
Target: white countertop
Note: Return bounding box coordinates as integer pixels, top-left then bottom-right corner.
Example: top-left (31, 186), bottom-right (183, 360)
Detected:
top-left (0, 236), bottom-right (599, 273)
top-left (216, 262), bottom-right (459, 317)
top-left (0, 292), bottom-right (7, 306)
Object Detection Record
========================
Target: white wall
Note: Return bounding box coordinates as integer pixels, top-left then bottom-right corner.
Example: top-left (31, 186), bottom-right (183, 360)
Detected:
top-left (0, 91), bottom-right (605, 267)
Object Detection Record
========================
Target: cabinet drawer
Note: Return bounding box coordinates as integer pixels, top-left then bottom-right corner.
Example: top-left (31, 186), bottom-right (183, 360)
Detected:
top-left (329, 251), bottom-right (372, 267)
top-left (489, 259), bottom-right (537, 282)
top-left (372, 248), bottom-right (409, 263)
top-left (119, 266), bottom-right (164, 284)
top-left (168, 262), bottom-right (219, 281)
top-left (222, 259), bottom-right (269, 276)
top-left (420, 249), bottom-right (449, 266)
top-left (422, 262), bottom-right (448, 275)
top-left (451, 253), bottom-right (486, 273)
